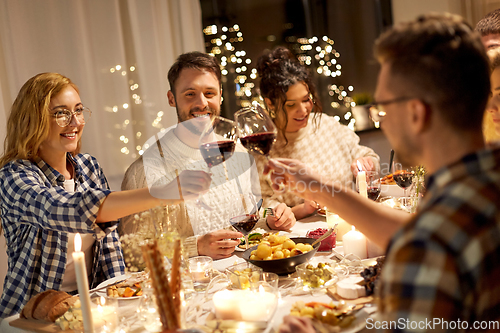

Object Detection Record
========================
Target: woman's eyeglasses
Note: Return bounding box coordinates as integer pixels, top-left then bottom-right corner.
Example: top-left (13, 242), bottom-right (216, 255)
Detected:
top-left (51, 107), bottom-right (92, 127)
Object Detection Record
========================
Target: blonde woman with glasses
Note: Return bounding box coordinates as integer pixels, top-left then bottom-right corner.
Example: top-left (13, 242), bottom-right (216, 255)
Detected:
top-left (0, 72), bottom-right (210, 317)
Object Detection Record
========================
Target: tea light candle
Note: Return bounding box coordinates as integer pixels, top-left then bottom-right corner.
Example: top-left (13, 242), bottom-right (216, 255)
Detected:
top-left (92, 297), bottom-right (118, 331)
top-left (213, 289), bottom-right (277, 322)
top-left (213, 290), bottom-right (243, 320)
top-left (240, 287), bottom-right (277, 322)
top-left (191, 267), bottom-right (210, 283)
top-left (188, 256), bottom-right (213, 290)
top-left (342, 226), bottom-right (367, 259)
top-left (73, 233), bottom-right (94, 333)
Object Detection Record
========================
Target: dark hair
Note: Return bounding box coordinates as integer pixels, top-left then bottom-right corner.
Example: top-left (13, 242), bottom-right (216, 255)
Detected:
top-left (475, 8), bottom-right (500, 36)
top-left (167, 51), bottom-right (221, 95)
top-left (374, 13), bottom-right (490, 133)
top-left (257, 46), bottom-right (322, 143)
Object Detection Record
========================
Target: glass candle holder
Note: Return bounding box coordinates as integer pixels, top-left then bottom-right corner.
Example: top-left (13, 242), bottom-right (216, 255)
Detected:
top-left (188, 256), bottom-right (213, 291)
top-left (91, 296), bottom-right (119, 333)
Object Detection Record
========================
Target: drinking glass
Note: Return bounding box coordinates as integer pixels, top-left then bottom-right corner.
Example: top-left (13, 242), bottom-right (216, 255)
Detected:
top-left (229, 194), bottom-right (259, 250)
top-left (196, 116), bottom-right (238, 210)
top-left (356, 171), bottom-right (381, 201)
top-left (393, 163), bottom-right (414, 198)
top-left (234, 104), bottom-right (277, 160)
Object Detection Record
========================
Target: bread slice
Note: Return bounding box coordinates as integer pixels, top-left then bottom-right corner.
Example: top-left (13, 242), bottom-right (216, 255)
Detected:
top-left (33, 290), bottom-right (71, 321)
top-left (46, 295), bottom-right (78, 322)
top-left (20, 290), bottom-right (57, 319)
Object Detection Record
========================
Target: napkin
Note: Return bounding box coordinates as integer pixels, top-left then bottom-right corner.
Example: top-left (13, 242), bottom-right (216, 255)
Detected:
top-left (212, 255), bottom-right (245, 272)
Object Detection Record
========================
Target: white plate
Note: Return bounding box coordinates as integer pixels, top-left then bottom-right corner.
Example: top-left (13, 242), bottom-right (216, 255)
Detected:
top-left (95, 274), bottom-right (143, 300)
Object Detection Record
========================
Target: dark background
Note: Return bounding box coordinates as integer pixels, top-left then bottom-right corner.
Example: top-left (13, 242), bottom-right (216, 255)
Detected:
top-left (200, 0), bottom-right (393, 124)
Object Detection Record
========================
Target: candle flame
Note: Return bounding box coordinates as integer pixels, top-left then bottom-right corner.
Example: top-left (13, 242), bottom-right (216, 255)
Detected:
top-left (100, 296), bottom-right (106, 305)
top-left (74, 233), bottom-right (82, 252)
top-left (259, 285), bottom-right (265, 294)
top-left (351, 226), bottom-right (355, 231)
top-left (356, 161), bottom-right (363, 172)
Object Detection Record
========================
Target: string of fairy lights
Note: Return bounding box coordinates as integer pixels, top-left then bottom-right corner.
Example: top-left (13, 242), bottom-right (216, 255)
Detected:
top-left (203, 23), bottom-right (359, 130)
top-left (110, 24), bottom-right (366, 158)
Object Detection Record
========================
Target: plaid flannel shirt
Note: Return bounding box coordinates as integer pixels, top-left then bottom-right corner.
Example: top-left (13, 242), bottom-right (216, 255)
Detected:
top-left (0, 153), bottom-right (125, 318)
top-left (378, 148), bottom-right (500, 332)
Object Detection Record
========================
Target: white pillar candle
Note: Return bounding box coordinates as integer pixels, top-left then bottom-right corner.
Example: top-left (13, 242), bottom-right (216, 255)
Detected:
top-left (240, 289), bottom-right (277, 322)
top-left (213, 290), bottom-right (243, 320)
top-left (73, 233), bottom-right (94, 333)
top-left (342, 226), bottom-right (367, 259)
top-left (357, 170), bottom-right (368, 198)
top-left (334, 215), bottom-right (352, 242)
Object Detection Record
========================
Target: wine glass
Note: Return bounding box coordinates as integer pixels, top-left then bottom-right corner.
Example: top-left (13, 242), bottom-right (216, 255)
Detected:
top-left (234, 104), bottom-right (277, 160)
top-left (393, 162), bottom-right (414, 199)
top-left (229, 194), bottom-right (259, 250)
top-left (197, 116), bottom-right (238, 210)
top-left (356, 171), bottom-right (381, 201)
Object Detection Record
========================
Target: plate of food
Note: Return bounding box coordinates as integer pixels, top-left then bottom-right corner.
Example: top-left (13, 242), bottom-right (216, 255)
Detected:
top-left (272, 294), bottom-right (372, 333)
top-left (242, 235), bottom-right (319, 275)
top-left (95, 271), bottom-right (148, 300)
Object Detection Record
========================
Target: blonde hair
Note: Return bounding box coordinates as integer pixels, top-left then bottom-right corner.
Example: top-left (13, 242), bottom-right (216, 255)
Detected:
top-left (484, 49), bottom-right (500, 144)
top-left (0, 73), bottom-right (81, 168)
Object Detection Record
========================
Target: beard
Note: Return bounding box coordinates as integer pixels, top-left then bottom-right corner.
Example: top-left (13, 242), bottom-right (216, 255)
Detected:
top-left (177, 106), bottom-right (219, 135)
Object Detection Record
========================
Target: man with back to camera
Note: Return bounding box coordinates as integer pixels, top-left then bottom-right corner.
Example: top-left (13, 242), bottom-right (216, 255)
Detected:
top-left (273, 13), bottom-right (500, 332)
top-left (120, 51), bottom-right (295, 260)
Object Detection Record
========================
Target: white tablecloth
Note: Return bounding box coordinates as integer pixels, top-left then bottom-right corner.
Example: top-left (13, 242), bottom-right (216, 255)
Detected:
top-left (0, 214), bottom-right (376, 333)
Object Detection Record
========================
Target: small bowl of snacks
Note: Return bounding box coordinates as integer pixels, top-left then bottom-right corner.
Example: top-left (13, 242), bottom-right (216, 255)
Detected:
top-left (295, 258), bottom-right (338, 289)
top-left (306, 228), bottom-right (336, 252)
top-left (225, 262), bottom-right (263, 289)
top-left (242, 236), bottom-right (319, 275)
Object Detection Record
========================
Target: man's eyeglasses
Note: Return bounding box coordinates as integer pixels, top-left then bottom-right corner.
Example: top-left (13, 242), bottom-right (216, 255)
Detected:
top-left (366, 97), bottom-right (414, 122)
top-left (51, 107), bottom-right (92, 127)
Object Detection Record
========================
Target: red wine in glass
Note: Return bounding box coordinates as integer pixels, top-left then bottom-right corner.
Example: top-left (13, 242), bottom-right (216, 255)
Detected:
top-left (234, 104), bottom-right (277, 160)
top-left (393, 171), bottom-right (413, 189)
top-left (239, 132), bottom-right (277, 156)
top-left (230, 214), bottom-right (259, 249)
top-left (197, 116), bottom-right (238, 211)
top-left (199, 140), bottom-right (236, 168)
top-left (367, 187), bottom-right (381, 201)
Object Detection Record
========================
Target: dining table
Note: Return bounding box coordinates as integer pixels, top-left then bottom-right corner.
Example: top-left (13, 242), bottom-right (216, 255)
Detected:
top-left (0, 213), bottom-right (383, 333)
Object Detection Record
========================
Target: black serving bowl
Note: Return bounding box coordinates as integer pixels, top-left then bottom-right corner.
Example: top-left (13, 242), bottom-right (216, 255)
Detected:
top-left (242, 237), bottom-right (319, 275)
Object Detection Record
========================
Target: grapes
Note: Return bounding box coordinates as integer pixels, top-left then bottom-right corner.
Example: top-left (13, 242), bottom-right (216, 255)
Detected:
top-left (359, 257), bottom-right (385, 295)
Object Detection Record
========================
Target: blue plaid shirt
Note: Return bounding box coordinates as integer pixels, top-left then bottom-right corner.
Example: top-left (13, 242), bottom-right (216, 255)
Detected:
top-left (0, 153), bottom-right (125, 318)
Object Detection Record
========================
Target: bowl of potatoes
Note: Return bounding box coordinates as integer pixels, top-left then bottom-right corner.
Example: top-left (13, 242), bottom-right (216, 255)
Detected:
top-left (242, 235), bottom-right (320, 275)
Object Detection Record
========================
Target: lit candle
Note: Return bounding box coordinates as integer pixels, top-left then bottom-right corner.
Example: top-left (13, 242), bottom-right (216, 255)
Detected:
top-left (357, 164), bottom-right (368, 199)
top-left (92, 297), bottom-right (118, 331)
top-left (213, 289), bottom-right (277, 322)
top-left (213, 290), bottom-right (243, 320)
top-left (73, 233), bottom-right (94, 333)
top-left (239, 287), bottom-right (277, 322)
top-left (342, 226), bottom-right (367, 259)
top-left (191, 262), bottom-right (211, 283)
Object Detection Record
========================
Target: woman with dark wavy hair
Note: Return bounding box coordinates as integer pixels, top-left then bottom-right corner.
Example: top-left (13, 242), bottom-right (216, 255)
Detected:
top-left (255, 46), bottom-right (380, 220)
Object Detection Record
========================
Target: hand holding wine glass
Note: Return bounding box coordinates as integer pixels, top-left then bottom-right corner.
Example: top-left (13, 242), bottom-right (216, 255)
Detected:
top-left (234, 104), bottom-right (277, 159)
top-left (229, 194), bottom-right (259, 250)
top-left (197, 116), bottom-right (238, 210)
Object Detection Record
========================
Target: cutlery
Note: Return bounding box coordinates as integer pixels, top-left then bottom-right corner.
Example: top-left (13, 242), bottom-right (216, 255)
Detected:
top-left (79, 277), bottom-right (129, 296)
top-left (389, 149), bottom-right (395, 173)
